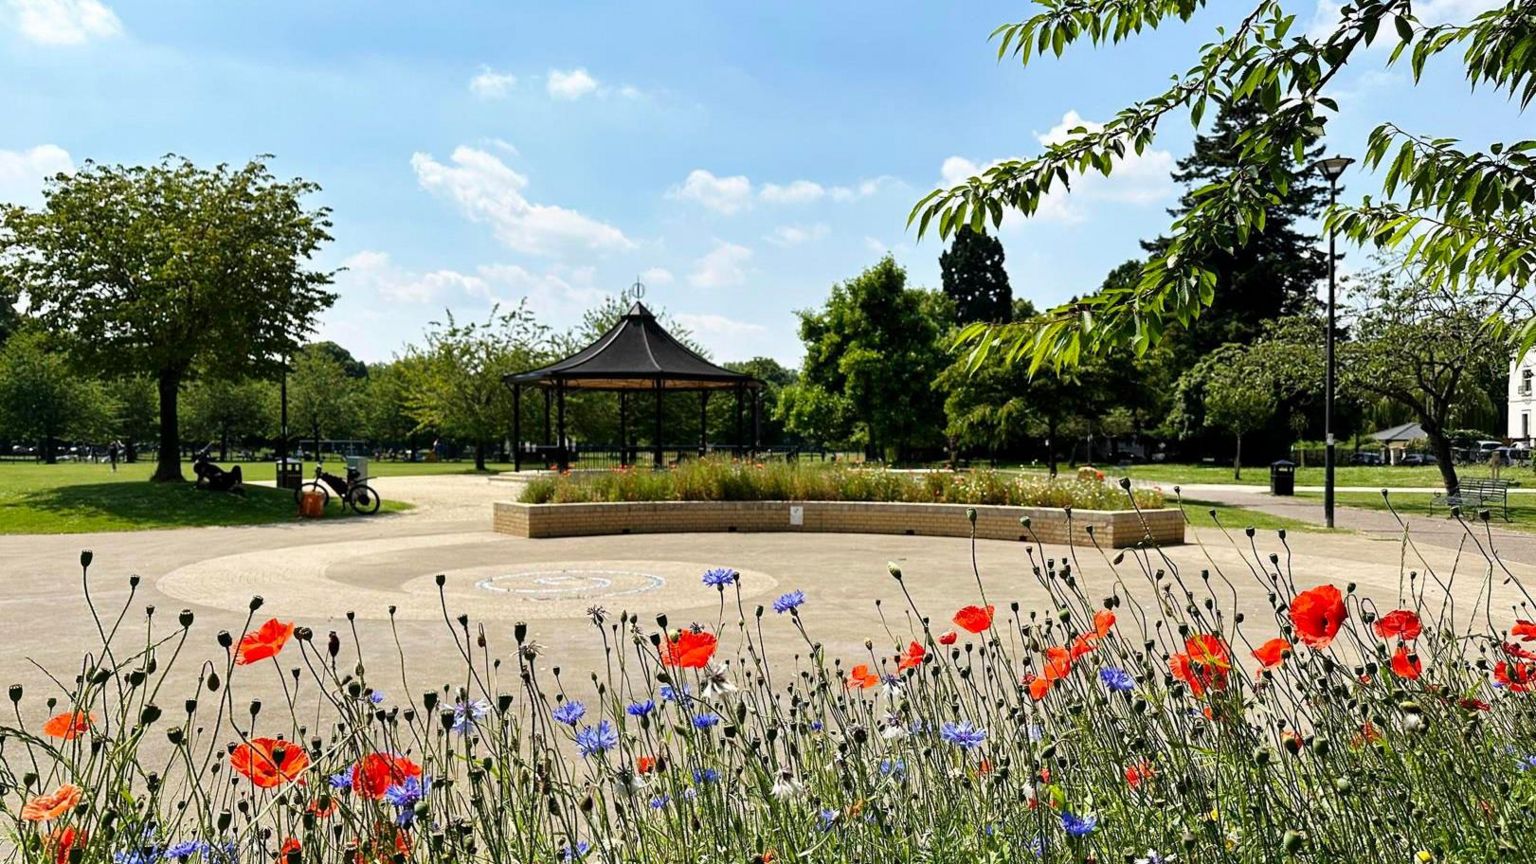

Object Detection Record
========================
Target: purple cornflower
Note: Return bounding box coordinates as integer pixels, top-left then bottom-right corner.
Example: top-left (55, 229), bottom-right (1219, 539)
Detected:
top-left (701, 567), bottom-right (739, 588)
top-left (1099, 667), bottom-right (1135, 693)
top-left (451, 698), bottom-right (491, 734)
top-left (561, 840), bottom-right (591, 861)
top-left (328, 771), bottom-right (353, 791)
top-left (660, 684), bottom-right (690, 702)
top-left (940, 720), bottom-right (987, 750)
top-left (692, 767), bottom-right (720, 784)
top-left (1518, 755), bottom-right (1536, 772)
top-left (384, 775), bottom-right (430, 826)
top-left (691, 713), bottom-right (720, 730)
top-left (773, 590), bottom-right (806, 614)
top-left (626, 699), bottom-right (656, 717)
top-left (552, 700), bottom-right (586, 726)
top-left (576, 720), bottom-right (619, 757)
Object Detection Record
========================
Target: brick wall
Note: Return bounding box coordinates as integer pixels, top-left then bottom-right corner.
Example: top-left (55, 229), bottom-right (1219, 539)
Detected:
top-left (492, 500), bottom-right (1183, 548)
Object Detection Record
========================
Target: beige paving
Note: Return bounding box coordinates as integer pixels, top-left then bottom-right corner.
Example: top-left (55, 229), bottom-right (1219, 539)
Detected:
top-left (1, 474), bottom-right (1532, 715)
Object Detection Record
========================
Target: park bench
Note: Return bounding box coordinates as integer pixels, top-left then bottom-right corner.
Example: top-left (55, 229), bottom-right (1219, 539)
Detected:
top-left (1430, 478), bottom-right (1512, 521)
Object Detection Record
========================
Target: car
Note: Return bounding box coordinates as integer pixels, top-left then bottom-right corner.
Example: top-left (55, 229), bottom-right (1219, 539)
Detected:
top-left (1352, 451), bottom-right (1384, 466)
top-left (1400, 453), bottom-right (1437, 466)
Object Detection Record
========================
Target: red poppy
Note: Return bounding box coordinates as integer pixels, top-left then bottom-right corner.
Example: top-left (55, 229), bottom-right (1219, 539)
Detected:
top-left (1351, 722), bottom-right (1383, 748)
top-left (1458, 697), bottom-right (1491, 712)
top-left (230, 737), bottom-right (311, 789)
top-left (975, 758), bottom-right (993, 776)
top-left (47, 826), bottom-right (85, 864)
top-left (350, 823), bottom-right (413, 864)
top-left (953, 605), bottom-right (995, 634)
top-left (897, 641), bottom-right (925, 671)
top-left (236, 619), bottom-right (295, 665)
top-left (1186, 634), bottom-right (1232, 670)
top-left (307, 798), bottom-right (337, 818)
top-left (1171, 635), bottom-right (1231, 698)
top-left (1512, 620), bottom-right (1536, 641)
top-left (351, 753), bottom-right (422, 800)
top-left (1124, 760), bottom-right (1154, 788)
top-left (661, 629), bottom-right (717, 668)
top-left (1374, 609), bottom-right (1422, 641)
top-left (1092, 609), bottom-right (1116, 639)
top-left (1390, 644), bottom-right (1423, 680)
top-left (1252, 638), bottom-right (1291, 671)
top-left (275, 837), bottom-right (301, 864)
top-left (1280, 730), bottom-right (1305, 753)
top-left (22, 784), bottom-right (81, 822)
top-left (636, 755), bottom-right (657, 774)
top-left (42, 712), bottom-right (94, 741)
top-left (1505, 642), bottom-right (1536, 662)
top-left (1493, 660), bottom-right (1536, 693)
top-left (1042, 646), bottom-right (1072, 681)
top-left (1290, 585), bottom-right (1347, 649)
top-left (938, 631), bottom-right (958, 645)
top-left (845, 664), bottom-right (879, 690)
top-left (1025, 674), bottom-right (1051, 701)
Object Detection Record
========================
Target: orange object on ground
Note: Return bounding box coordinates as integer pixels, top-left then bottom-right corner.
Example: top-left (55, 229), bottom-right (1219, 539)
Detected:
top-left (299, 491), bottom-right (326, 519)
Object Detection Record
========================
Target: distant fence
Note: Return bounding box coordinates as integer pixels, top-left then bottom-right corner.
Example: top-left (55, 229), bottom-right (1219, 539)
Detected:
top-left (511, 444), bottom-right (847, 471)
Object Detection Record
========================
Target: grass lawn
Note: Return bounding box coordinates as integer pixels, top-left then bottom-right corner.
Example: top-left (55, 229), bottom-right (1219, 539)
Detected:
top-left (1111, 461), bottom-right (1530, 489)
top-left (1177, 498), bottom-right (1330, 533)
top-left (1295, 489), bottom-right (1536, 532)
top-left (0, 460), bottom-right (428, 534)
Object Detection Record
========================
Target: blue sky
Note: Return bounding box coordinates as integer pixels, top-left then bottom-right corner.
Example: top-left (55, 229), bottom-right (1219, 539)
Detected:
top-left (0, 0), bottom-right (1519, 366)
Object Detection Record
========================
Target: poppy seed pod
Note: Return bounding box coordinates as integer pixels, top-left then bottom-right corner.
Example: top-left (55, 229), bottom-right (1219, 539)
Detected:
top-left (1019, 516), bottom-right (1030, 529)
top-left (140, 704), bottom-right (161, 725)
top-left (248, 596), bottom-right (263, 611)
top-left (966, 508), bottom-right (977, 524)
top-left (249, 700), bottom-right (261, 717)
top-left (6, 684), bottom-right (18, 703)
top-left (1282, 830), bottom-right (1305, 853)
top-left (423, 692), bottom-right (438, 711)
top-left (327, 632), bottom-right (340, 658)
top-left (216, 631), bottom-right (233, 648)
top-left (178, 609), bottom-right (194, 628)
top-left (79, 550), bottom-right (93, 568)
top-left (515, 622), bottom-right (528, 644)
top-left (887, 562), bottom-right (902, 580)
top-left (294, 627), bottom-right (313, 642)
top-left (436, 573), bottom-right (446, 587)
top-left (205, 672), bottom-right (220, 691)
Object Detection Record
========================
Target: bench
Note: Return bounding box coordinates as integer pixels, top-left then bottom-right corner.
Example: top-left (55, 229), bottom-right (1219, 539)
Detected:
top-left (1430, 478), bottom-right (1512, 521)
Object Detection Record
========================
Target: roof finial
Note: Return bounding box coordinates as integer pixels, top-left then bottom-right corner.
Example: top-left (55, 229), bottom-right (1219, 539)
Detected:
top-left (626, 277), bottom-right (646, 303)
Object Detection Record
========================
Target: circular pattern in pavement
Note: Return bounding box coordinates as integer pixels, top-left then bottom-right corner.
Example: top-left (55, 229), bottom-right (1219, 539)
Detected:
top-left (155, 532), bottom-right (776, 621)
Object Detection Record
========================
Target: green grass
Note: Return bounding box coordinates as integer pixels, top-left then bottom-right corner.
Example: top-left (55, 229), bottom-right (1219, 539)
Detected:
top-left (0, 460), bottom-right (417, 534)
top-left (1294, 489), bottom-right (1536, 533)
top-left (1111, 461), bottom-right (1530, 489)
top-left (1178, 498), bottom-right (1331, 533)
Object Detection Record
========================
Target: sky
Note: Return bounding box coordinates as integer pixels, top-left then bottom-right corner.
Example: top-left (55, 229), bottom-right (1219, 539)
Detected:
top-left (0, 0), bottom-right (1521, 367)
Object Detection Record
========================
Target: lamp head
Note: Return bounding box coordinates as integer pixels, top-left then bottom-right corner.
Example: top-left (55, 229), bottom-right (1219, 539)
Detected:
top-left (1316, 156), bottom-right (1354, 181)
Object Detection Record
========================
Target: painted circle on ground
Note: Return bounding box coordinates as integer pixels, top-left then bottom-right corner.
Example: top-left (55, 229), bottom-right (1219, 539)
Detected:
top-left (475, 568), bottom-right (665, 600)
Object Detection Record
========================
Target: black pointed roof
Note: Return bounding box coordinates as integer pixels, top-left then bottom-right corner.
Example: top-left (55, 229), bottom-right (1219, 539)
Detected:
top-left (505, 302), bottom-right (759, 390)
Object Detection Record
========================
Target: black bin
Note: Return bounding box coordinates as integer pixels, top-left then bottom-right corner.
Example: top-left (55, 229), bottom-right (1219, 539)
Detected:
top-left (276, 458), bottom-right (304, 491)
top-left (1270, 460), bottom-right (1296, 496)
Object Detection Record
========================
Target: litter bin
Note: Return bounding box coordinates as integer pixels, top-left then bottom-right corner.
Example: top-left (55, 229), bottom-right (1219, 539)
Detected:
top-left (1270, 460), bottom-right (1296, 496)
top-left (276, 458), bottom-right (303, 491)
top-left (346, 455), bottom-right (369, 481)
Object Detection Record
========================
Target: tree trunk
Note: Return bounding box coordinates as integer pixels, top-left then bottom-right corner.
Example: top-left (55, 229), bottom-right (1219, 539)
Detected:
top-left (474, 440), bottom-right (487, 472)
top-left (1234, 433), bottom-right (1243, 480)
top-left (1426, 423), bottom-right (1459, 495)
top-left (42, 435), bottom-right (56, 465)
top-left (219, 432), bottom-right (228, 462)
top-left (153, 371), bottom-right (184, 482)
top-left (1047, 419), bottom-right (1059, 478)
top-left (125, 441), bottom-right (137, 463)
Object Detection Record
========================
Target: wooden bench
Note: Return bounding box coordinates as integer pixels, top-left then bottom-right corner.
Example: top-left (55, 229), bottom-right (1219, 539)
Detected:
top-left (1430, 478), bottom-right (1512, 521)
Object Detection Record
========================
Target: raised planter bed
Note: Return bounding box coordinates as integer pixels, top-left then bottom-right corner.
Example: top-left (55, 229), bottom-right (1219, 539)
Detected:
top-left (492, 499), bottom-right (1183, 548)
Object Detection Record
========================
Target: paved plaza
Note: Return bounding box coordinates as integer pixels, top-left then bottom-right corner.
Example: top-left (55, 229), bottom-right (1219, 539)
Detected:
top-left (2, 475), bottom-right (1533, 704)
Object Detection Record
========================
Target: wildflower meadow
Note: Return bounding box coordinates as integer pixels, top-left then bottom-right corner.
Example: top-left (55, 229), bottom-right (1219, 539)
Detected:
top-left (4, 506), bottom-right (1536, 863)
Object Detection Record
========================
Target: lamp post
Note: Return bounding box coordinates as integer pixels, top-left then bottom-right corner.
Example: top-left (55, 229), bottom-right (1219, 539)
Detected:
top-left (1315, 155), bottom-right (1354, 529)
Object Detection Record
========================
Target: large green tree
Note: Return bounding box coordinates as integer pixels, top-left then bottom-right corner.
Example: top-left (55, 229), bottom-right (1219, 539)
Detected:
top-left (0, 156), bottom-right (335, 481)
top-left (401, 305), bottom-right (550, 471)
top-left (778, 257), bottom-right (948, 460)
top-left (101, 376), bottom-right (158, 462)
top-left (0, 331), bottom-right (112, 462)
top-left (940, 226), bottom-right (1013, 325)
top-left (913, 2), bottom-right (1536, 370)
top-left (288, 345), bottom-right (363, 459)
top-left (181, 377), bottom-right (277, 460)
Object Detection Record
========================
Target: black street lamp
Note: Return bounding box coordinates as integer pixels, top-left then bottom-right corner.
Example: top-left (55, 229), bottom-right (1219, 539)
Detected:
top-left (1315, 155), bottom-right (1354, 530)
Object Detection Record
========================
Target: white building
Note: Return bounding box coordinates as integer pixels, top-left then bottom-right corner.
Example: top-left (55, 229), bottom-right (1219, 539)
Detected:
top-left (1510, 352), bottom-right (1536, 443)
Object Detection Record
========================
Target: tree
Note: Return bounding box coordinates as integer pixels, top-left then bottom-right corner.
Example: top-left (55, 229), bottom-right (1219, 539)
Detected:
top-left (288, 346), bottom-right (362, 458)
top-left (0, 156), bottom-right (335, 481)
top-left (940, 227), bottom-right (1012, 325)
top-left (361, 360), bottom-right (421, 453)
top-left (1339, 262), bottom-right (1511, 495)
top-left (101, 376), bottom-right (159, 462)
top-left (306, 341), bottom-right (368, 379)
top-left (401, 305), bottom-right (550, 471)
top-left (778, 257), bottom-right (948, 460)
top-left (0, 332), bottom-right (111, 462)
top-left (1198, 345), bottom-right (1277, 480)
top-left (181, 377), bottom-right (277, 460)
top-left (912, 3), bottom-right (1536, 371)
top-left (1143, 102), bottom-right (1328, 365)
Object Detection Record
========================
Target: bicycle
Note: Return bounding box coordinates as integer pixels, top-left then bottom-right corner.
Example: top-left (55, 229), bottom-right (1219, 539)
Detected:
top-left (294, 461), bottom-right (382, 514)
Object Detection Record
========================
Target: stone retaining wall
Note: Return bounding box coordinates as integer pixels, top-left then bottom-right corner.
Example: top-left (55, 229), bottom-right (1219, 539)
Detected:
top-left (492, 500), bottom-right (1183, 548)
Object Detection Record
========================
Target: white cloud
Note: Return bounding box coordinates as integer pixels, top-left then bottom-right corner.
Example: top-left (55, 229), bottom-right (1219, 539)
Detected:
top-left (5, 0), bottom-right (120, 44)
top-left (337, 251), bottom-right (609, 328)
top-left (689, 242), bottom-right (753, 289)
top-left (469, 67), bottom-right (517, 99)
top-left (547, 67), bottom-right (599, 100)
top-left (669, 169), bottom-right (754, 215)
top-left (340, 250), bottom-right (490, 304)
top-left (0, 143), bottom-right (73, 206)
top-left (759, 180), bottom-right (825, 205)
top-left (640, 266), bottom-right (674, 286)
top-left (411, 146), bottom-right (633, 257)
top-left (765, 223), bottom-right (829, 247)
top-left (830, 176), bottom-right (896, 202)
top-left (674, 313), bottom-right (767, 338)
top-left (1307, 0), bottom-right (1498, 39)
top-left (938, 110), bottom-right (1173, 225)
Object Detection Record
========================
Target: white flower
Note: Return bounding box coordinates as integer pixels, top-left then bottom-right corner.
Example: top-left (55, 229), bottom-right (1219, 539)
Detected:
top-left (881, 724), bottom-right (909, 741)
top-left (700, 662), bottom-right (739, 699)
top-left (1135, 852), bottom-right (1176, 864)
top-left (770, 772), bottom-right (805, 800)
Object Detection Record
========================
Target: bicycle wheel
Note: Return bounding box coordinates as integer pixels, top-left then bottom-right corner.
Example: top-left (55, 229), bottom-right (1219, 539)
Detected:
top-left (347, 484), bottom-right (381, 515)
top-left (295, 481), bottom-right (330, 507)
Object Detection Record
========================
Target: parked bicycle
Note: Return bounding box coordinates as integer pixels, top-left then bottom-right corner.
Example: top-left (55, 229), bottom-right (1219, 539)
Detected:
top-left (294, 460), bottom-right (381, 514)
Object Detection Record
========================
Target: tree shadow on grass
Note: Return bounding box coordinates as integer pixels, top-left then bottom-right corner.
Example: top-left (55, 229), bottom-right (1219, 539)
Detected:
top-left (5, 482), bottom-right (378, 533)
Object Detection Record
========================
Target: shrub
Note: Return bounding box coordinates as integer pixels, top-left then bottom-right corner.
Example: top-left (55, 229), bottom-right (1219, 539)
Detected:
top-left (5, 535), bottom-right (1536, 862)
top-left (518, 458), bottom-right (1165, 510)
